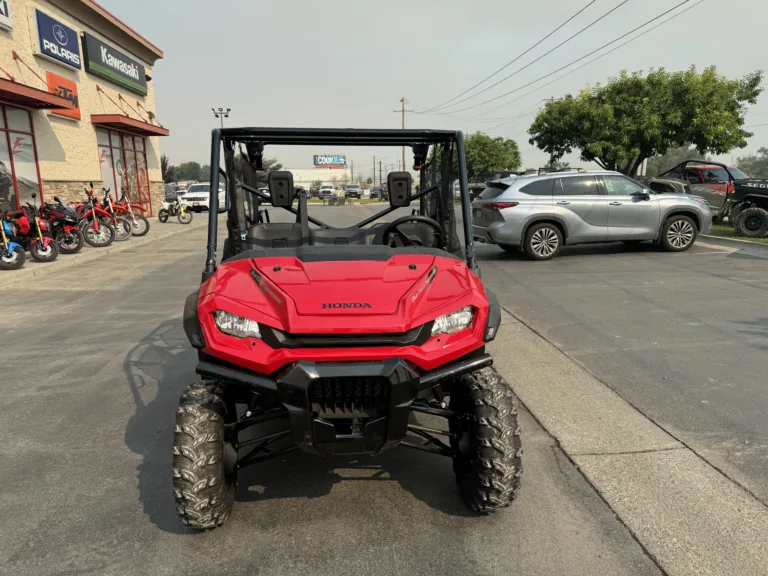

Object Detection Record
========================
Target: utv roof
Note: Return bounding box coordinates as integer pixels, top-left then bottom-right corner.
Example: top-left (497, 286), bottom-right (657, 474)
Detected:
top-left (217, 127), bottom-right (462, 146)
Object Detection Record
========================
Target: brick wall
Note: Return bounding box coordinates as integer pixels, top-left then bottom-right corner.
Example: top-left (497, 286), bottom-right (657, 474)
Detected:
top-left (43, 180), bottom-right (164, 216)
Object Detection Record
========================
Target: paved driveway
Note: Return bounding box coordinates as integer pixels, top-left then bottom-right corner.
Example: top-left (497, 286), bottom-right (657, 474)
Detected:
top-left (476, 238), bottom-right (768, 504)
top-left (0, 220), bottom-right (660, 576)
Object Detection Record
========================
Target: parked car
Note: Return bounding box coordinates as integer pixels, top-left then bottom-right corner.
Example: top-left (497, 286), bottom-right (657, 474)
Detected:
top-left (469, 171), bottom-right (517, 201)
top-left (344, 184), bottom-right (362, 199)
top-left (472, 170), bottom-right (713, 260)
top-left (319, 185), bottom-right (335, 198)
top-left (309, 185), bottom-right (321, 198)
top-left (370, 187), bottom-right (383, 199)
top-left (164, 184), bottom-right (178, 201)
top-left (179, 183), bottom-right (225, 212)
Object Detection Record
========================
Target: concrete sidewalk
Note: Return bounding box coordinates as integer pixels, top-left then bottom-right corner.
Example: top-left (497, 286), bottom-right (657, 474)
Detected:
top-left (0, 218), bottom-right (205, 288)
top-left (489, 311), bottom-right (768, 576)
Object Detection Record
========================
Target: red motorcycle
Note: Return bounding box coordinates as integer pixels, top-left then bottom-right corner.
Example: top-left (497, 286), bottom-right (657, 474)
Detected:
top-left (97, 188), bottom-right (133, 242)
top-left (10, 193), bottom-right (59, 262)
top-left (114, 190), bottom-right (150, 236)
top-left (75, 184), bottom-right (116, 247)
top-left (41, 196), bottom-right (85, 254)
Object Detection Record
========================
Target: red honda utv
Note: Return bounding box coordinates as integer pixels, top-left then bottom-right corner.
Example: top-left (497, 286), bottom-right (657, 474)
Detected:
top-left (176, 127), bottom-right (522, 529)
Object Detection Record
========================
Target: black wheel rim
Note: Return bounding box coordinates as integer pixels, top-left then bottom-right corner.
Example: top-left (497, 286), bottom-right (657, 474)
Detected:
top-left (744, 216), bottom-right (763, 232)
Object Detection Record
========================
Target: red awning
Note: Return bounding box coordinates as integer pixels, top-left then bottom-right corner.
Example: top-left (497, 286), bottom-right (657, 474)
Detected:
top-left (0, 77), bottom-right (73, 110)
top-left (91, 114), bottom-right (169, 137)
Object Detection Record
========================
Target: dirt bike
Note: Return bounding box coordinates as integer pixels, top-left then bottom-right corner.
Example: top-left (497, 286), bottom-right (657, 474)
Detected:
top-left (10, 194), bottom-right (59, 262)
top-left (158, 196), bottom-right (193, 224)
top-left (97, 188), bottom-right (133, 242)
top-left (41, 196), bottom-right (85, 254)
top-left (0, 211), bottom-right (25, 270)
top-left (75, 184), bottom-right (117, 247)
top-left (113, 191), bottom-right (150, 237)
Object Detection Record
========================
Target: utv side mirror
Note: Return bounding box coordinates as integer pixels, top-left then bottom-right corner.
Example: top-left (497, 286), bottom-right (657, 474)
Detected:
top-left (268, 171), bottom-right (294, 208)
top-left (387, 172), bottom-right (412, 208)
top-left (31, 192), bottom-right (37, 199)
top-left (217, 168), bottom-right (229, 214)
top-left (53, 196), bottom-right (61, 203)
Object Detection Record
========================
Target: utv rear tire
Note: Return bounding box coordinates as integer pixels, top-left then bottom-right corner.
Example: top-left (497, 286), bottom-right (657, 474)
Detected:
top-left (734, 207), bottom-right (768, 238)
top-left (173, 381), bottom-right (235, 530)
top-left (450, 367), bottom-right (522, 513)
top-left (524, 223), bottom-right (562, 260)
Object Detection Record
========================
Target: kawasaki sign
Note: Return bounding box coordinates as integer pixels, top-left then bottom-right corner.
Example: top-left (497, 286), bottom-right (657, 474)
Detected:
top-left (81, 33), bottom-right (147, 96)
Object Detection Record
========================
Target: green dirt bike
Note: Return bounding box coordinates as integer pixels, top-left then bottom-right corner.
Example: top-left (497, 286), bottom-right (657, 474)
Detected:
top-left (158, 197), bottom-right (193, 224)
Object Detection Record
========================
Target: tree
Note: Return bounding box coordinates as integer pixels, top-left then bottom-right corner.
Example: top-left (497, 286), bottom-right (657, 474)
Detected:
top-left (311, 179), bottom-right (323, 187)
top-left (736, 147), bottom-right (768, 178)
top-left (176, 161), bottom-right (203, 182)
top-left (464, 131), bottom-right (521, 176)
top-left (543, 159), bottom-right (570, 171)
top-left (161, 153), bottom-right (174, 182)
top-left (427, 131), bottom-right (521, 177)
top-left (646, 145), bottom-right (707, 176)
top-left (232, 155), bottom-right (282, 187)
top-left (528, 66), bottom-right (764, 176)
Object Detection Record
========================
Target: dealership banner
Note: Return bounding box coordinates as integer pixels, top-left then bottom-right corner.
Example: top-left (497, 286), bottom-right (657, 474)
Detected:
top-left (81, 33), bottom-right (147, 96)
top-left (313, 155), bottom-right (347, 167)
top-left (35, 10), bottom-right (81, 69)
top-left (46, 72), bottom-right (81, 120)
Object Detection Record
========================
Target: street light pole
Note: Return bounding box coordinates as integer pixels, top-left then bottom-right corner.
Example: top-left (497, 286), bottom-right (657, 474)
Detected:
top-left (212, 107), bottom-right (231, 129)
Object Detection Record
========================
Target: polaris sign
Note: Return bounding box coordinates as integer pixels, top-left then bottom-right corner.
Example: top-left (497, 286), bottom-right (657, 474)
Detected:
top-left (35, 10), bottom-right (81, 69)
top-left (313, 155), bottom-right (347, 167)
top-left (82, 33), bottom-right (148, 96)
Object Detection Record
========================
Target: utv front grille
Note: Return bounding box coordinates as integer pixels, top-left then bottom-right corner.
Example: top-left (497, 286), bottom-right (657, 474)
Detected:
top-left (310, 376), bottom-right (390, 417)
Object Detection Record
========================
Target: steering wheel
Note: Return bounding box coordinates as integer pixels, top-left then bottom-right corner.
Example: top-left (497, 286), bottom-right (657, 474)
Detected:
top-left (381, 215), bottom-right (444, 249)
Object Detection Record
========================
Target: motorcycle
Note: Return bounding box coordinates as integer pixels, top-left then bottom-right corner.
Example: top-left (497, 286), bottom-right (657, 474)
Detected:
top-left (114, 191), bottom-right (150, 237)
top-left (0, 211), bottom-right (25, 270)
top-left (97, 188), bottom-right (133, 242)
top-left (42, 196), bottom-right (85, 254)
top-left (158, 196), bottom-right (193, 224)
top-left (11, 193), bottom-right (59, 262)
top-left (75, 184), bottom-right (116, 247)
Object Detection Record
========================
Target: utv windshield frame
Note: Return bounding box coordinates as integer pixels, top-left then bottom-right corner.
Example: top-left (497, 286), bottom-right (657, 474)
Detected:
top-left (204, 127), bottom-right (475, 277)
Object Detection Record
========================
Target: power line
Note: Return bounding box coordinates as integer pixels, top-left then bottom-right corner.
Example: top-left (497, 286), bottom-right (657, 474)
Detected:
top-left (472, 0), bottom-right (705, 120)
top-left (441, 0), bottom-right (697, 115)
top-left (421, 0), bottom-right (598, 113)
top-left (429, 0), bottom-right (632, 113)
top-left (745, 124), bottom-right (768, 128)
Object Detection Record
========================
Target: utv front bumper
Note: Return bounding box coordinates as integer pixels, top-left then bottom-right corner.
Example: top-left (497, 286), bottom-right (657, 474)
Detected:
top-left (196, 354), bottom-right (491, 456)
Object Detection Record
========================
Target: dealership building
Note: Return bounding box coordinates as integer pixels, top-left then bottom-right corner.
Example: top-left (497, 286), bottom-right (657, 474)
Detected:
top-left (0, 0), bottom-right (166, 215)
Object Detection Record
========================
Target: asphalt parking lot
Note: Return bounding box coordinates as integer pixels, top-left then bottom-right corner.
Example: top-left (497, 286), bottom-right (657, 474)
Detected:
top-left (1, 204), bottom-right (767, 575)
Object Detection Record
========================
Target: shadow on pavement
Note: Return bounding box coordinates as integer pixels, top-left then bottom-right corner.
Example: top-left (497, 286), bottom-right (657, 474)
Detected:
top-left (123, 318), bottom-right (473, 534)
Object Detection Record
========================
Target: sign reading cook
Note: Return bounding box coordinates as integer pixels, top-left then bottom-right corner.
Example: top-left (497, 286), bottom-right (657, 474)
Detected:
top-left (81, 33), bottom-right (148, 96)
top-left (313, 155), bottom-right (347, 167)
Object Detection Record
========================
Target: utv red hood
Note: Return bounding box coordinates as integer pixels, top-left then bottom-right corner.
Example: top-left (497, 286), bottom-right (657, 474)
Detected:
top-left (200, 253), bottom-right (486, 334)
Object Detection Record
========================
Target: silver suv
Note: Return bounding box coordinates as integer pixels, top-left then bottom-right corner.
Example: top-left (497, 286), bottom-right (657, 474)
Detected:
top-left (472, 170), bottom-right (713, 260)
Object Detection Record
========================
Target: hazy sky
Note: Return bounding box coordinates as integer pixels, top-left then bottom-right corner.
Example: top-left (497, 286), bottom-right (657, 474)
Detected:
top-left (100, 0), bottom-right (767, 175)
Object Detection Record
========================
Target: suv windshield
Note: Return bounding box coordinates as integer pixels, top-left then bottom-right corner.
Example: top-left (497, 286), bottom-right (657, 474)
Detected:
top-left (186, 184), bottom-right (210, 193)
top-left (477, 181), bottom-right (511, 200)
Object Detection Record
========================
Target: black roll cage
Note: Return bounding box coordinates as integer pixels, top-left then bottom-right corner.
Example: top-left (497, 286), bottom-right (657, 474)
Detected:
top-left (204, 127), bottom-right (475, 279)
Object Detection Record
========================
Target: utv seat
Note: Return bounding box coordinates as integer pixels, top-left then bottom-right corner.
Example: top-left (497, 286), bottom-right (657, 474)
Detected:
top-left (246, 223), bottom-right (304, 248)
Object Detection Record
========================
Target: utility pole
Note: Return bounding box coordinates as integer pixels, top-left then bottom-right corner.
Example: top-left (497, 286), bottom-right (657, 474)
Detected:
top-left (373, 155), bottom-right (376, 186)
top-left (379, 161), bottom-right (383, 186)
top-left (211, 107), bottom-right (231, 129)
top-left (351, 160), bottom-right (354, 182)
top-left (400, 96), bottom-right (406, 172)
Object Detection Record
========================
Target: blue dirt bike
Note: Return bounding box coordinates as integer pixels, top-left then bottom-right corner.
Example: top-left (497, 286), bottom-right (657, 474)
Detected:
top-left (0, 212), bottom-right (25, 270)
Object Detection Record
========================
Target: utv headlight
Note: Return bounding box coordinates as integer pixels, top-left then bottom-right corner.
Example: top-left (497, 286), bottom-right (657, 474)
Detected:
top-left (431, 306), bottom-right (474, 336)
top-left (214, 310), bottom-right (261, 339)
